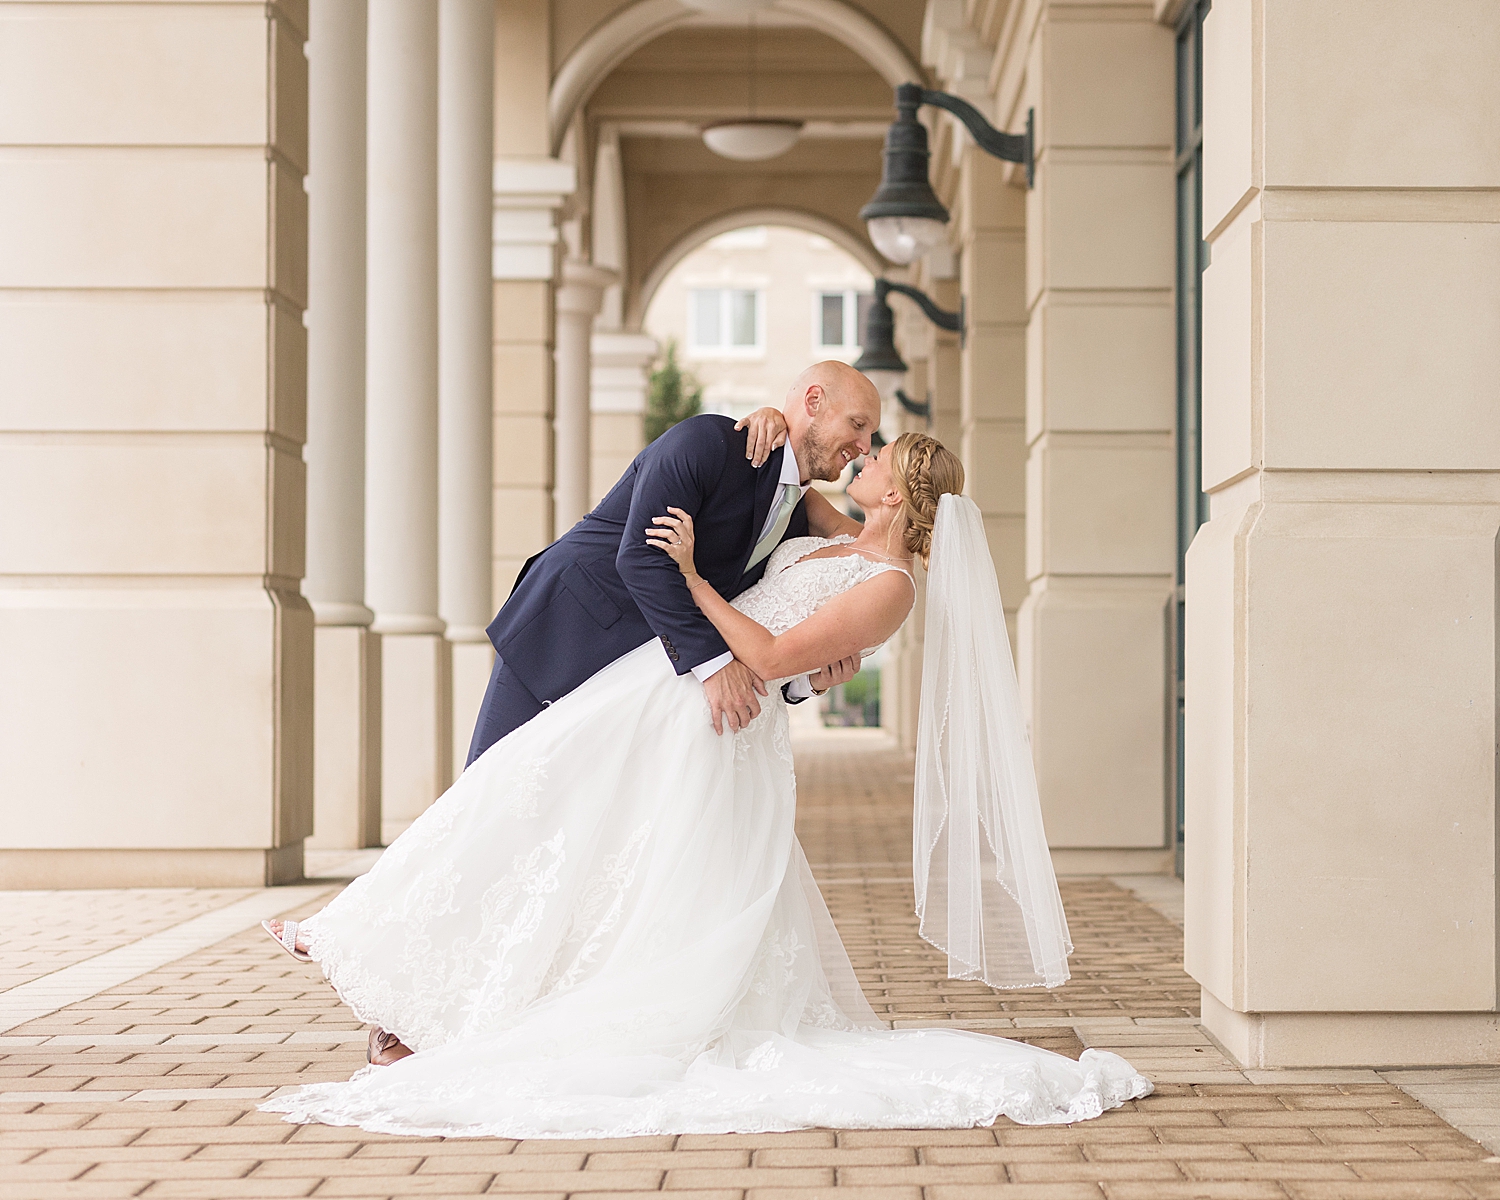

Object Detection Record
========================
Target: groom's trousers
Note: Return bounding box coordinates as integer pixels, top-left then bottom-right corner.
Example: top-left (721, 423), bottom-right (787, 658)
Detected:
top-left (465, 654), bottom-right (545, 768)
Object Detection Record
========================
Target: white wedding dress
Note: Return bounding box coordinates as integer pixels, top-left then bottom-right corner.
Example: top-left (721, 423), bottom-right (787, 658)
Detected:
top-left (264, 536), bottom-right (1150, 1138)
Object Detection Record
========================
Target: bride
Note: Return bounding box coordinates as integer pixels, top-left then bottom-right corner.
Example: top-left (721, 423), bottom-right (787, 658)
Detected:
top-left (261, 432), bottom-right (1151, 1138)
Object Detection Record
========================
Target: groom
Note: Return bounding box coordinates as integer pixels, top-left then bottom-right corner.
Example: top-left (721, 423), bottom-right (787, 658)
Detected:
top-left (465, 360), bottom-right (882, 764)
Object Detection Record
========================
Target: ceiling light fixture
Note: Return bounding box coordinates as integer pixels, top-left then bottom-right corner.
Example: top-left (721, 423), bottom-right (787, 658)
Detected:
top-left (701, 13), bottom-right (802, 162)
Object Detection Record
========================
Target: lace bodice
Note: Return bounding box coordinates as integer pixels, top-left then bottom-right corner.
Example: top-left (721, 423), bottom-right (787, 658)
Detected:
top-left (731, 536), bottom-right (913, 654)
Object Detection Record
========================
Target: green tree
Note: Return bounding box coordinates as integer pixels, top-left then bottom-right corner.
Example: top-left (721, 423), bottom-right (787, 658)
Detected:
top-left (645, 338), bottom-right (703, 442)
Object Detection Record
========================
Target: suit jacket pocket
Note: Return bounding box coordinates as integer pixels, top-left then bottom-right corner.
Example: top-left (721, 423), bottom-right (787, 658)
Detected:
top-left (560, 562), bottom-right (622, 629)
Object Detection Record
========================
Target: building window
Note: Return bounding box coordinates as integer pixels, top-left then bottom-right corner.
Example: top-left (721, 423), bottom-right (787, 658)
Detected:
top-left (1172, 0), bottom-right (1211, 879)
top-left (815, 290), bottom-right (873, 350)
top-left (688, 288), bottom-right (763, 356)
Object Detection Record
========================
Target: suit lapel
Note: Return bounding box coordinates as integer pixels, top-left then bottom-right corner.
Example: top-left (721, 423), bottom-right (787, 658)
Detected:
top-left (736, 445), bottom-right (787, 580)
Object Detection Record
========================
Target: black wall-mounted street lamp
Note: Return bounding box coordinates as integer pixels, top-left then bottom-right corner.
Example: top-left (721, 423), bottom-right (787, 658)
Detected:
top-left (860, 81), bottom-right (1033, 265)
top-left (853, 277), bottom-right (963, 420)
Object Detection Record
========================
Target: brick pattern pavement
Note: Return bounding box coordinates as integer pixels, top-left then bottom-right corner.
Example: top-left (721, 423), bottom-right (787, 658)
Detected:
top-left (0, 890), bottom-right (257, 990)
top-left (3, 733), bottom-right (1498, 1199)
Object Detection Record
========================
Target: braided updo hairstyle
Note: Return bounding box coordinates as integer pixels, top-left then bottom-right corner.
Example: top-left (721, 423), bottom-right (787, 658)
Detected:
top-left (885, 432), bottom-right (965, 568)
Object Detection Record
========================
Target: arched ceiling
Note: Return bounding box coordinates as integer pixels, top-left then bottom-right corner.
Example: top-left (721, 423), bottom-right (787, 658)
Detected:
top-left (549, 0), bottom-right (924, 153)
top-left (616, 132), bottom-right (885, 331)
top-left (553, 1), bottom-right (924, 329)
top-left (632, 206), bottom-right (884, 329)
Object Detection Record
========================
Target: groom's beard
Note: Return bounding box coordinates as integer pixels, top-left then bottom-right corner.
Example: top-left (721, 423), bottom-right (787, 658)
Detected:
top-left (799, 422), bottom-right (845, 482)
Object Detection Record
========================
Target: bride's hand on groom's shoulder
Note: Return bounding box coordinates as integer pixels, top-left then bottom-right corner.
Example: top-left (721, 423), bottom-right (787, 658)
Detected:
top-left (646, 507), bottom-right (699, 581)
top-left (734, 408), bottom-right (788, 468)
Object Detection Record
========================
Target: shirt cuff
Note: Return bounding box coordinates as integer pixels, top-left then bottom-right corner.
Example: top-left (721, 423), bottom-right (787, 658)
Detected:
top-left (691, 651), bottom-right (734, 683)
top-left (784, 675), bottom-right (814, 701)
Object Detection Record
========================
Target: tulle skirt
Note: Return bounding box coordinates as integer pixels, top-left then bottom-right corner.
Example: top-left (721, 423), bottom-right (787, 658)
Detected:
top-left (262, 641), bottom-right (1150, 1137)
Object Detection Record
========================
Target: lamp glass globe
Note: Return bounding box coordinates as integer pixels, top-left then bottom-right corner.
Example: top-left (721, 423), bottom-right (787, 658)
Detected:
top-left (862, 368), bottom-right (905, 403)
top-left (866, 215), bottom-right (946, 265)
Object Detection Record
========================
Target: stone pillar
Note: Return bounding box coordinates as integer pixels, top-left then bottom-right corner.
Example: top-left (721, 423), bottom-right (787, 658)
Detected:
top-left (553, 261), bottom-right (617, 533)
top-left (305, 0), bottom-right (380, 851)
top-left (590, 331), bottom-right (656, 504)
top-left (1017, 6), bottom-right (1177, 873)
top-left (1185, 0), bottom-right (1500, 1067)
top-left (883, 254), bottom-right (961, 755)
top-left (0, 2), bottom-right (311, 885)
top-left (439, 0), bottom-right (496, 778)
top-left (592, 125), bottom-right (628, 332)
top-left (957, 156), bottom-right (1027, 660)
top-left (366, 0), bottom-right (449, 842)
top-left (490, 0), bottom-right (572, 599)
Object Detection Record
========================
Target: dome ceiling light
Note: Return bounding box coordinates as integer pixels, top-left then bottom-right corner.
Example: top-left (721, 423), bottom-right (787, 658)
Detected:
top-left (702, 119), bottom-right (803, 161)
top-left (860, 82), bottom-right (1033, 265)
top-left (701, 13), bottom-right (803, 162)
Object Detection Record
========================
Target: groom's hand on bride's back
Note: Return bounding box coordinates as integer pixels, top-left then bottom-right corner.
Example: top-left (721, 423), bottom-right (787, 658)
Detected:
top-left (703, 659), bottom-right (769, 735)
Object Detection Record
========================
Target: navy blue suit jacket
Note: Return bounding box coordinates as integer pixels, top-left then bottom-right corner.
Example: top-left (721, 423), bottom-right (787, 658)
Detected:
top-left (486, 415), bottom-right (809, 704)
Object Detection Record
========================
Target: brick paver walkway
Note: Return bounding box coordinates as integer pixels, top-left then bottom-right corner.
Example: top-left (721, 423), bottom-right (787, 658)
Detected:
top-left (4, 732), bottom-right (1499, 1199)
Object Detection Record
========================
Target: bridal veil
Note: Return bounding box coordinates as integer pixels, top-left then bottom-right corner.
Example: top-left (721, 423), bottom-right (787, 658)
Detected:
top-left (914, 493), bottom-right (1073, 989)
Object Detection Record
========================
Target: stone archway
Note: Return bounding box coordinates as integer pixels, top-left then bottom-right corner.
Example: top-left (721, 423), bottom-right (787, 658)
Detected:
top-left (549, 0), bottom-right (922, 155)
top-left (629, 205), bottom-right (883, 331)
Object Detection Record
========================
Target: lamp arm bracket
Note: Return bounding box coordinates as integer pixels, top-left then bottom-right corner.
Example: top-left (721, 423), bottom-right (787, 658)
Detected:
top-left (916, 89), bottom-right (1034, 186)
top-left (895, 389), bottom-right (932, 420)
top-left (878, 279), bottom-right (965, 336)
top-left (919, 88), bottom-right (1026, 163)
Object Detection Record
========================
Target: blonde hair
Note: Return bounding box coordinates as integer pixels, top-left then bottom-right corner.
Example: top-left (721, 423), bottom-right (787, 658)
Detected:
top-left (885, 432), bottom-right (965, 567)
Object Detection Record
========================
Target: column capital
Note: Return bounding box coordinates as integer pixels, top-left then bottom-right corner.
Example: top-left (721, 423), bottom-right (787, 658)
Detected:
top-left (555, 259), bottom-right (618, 316)
top-left (492, 156), bottom-right (576, 281)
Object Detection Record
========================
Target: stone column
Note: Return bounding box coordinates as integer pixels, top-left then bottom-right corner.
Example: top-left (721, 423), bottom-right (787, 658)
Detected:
top-left (366, 0), bottom-right (449, 842)
top-left (1016, 5), bottom-right (1177, 874)
top-left (956, 156), bottom-right (1027, 661)
top-left (883, 253), bottom-right (961, 755)
top-left (1186, 0), bottom-right (1500, 1067)
top-left (553, 261), bottom-right (617, 533)
top-left (592, 125), bottom-right (628, 332)
top-left (439, 0), bottom-right (496, 779)
top-left (490, 0), bottom-right (573, 600)
top-left (305, 0), bottom-right (380, 852)
top-left (590, 331), bottom-right (657, 504)
top-left (0, 2), bottom-right (311, 885)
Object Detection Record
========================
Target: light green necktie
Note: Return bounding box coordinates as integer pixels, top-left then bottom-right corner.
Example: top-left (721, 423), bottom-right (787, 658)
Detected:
top-left (746, 483), bottom-right (800, 571)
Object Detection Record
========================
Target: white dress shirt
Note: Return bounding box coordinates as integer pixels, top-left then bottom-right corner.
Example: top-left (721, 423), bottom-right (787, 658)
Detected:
top-left (692, 443), bottom-right (812, 698)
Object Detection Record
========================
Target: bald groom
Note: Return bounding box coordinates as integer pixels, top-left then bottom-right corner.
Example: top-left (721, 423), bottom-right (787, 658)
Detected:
top-left (464, 361), bottom-right (884, 764)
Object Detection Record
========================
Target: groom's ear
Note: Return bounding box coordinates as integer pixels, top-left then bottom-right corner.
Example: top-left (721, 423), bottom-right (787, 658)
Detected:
top-left (803, 383), bottom-right (824, 415)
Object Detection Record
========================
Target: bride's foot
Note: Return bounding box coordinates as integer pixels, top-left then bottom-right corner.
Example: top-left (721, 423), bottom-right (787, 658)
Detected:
top-left (261, 919), bottom-right (313, 962)
top-left (368, 1027), bottom-right (414, 1066)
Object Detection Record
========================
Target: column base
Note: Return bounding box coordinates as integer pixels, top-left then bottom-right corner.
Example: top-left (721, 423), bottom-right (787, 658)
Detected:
top-left (380, 633), bottom-right (452, 844)
top-left (448, 638), bottom-right (495, 780)
top-left (307, 625), bottom-right (382, 851)
top-left (1201, 987), bottom-right (1500, 1068)
top-left (0, 844), bottom-right (305, 889)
